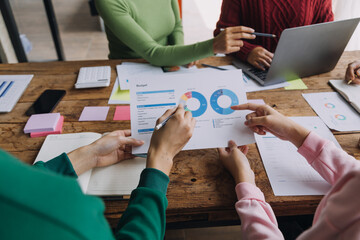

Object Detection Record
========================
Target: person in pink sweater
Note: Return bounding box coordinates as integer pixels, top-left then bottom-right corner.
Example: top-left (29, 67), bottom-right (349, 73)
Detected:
top-left (218, 103), bottom-right (360, 239)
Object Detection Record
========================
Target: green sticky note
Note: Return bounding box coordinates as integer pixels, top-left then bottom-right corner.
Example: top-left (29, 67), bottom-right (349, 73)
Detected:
top-left (111, 86), bottom-right (130, 101)
top-left (285, 78), bottom-right (308, 90)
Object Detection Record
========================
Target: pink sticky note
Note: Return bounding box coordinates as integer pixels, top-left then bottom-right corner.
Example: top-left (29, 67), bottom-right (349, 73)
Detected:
top-left (248, 99), bottom-right (266, 105)
top-left (79, 106), bottom-right (110, 121)
top-left (113, 106), bottom-right (130, 121)
top-left (24, 113), bottom-right (61, 133)
top-left (30, 116), bottom-right (64, 138)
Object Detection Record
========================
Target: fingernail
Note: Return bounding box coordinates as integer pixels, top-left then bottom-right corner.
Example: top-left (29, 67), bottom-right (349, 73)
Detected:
top-left (244, 121), bottom-right (249, 125)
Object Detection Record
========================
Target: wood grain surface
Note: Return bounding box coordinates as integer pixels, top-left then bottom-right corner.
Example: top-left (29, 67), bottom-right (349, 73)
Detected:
top-left (1, 52), bottom-right (359, 228)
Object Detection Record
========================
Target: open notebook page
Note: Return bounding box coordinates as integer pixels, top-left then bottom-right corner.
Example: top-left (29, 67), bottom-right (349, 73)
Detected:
top-left (34, 132), bottom-right (102, 192)
top-left (86, 157), bottom-right (146, 196)
top-left (329, 79), bottom-right (360, 113)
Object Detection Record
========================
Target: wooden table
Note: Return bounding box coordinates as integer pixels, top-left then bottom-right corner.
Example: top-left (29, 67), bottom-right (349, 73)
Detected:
top-left (1, 52), bottom-right (360, 228)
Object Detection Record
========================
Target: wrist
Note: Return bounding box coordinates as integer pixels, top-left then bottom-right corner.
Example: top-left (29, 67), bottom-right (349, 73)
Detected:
top-left (288, 125), bottom-right (311, 148)
top-left (147, 147), bottom-right (174, 176)
top-left (67, 145), bottom-right (97, 175)
top-left (234, 171), bottom-right (256, 185)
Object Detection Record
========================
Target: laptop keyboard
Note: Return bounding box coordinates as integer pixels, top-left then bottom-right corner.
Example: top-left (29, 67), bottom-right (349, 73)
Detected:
top-left (248, 68), bottom-right (269, 81)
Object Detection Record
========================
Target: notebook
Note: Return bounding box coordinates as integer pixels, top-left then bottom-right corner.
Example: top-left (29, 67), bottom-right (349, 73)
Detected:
top-left (34, 132), bottom-right (146, 196)
top-left (329, 79), bottom-right (360, 113)
top-left (0, 75), bottom-right (33, 112)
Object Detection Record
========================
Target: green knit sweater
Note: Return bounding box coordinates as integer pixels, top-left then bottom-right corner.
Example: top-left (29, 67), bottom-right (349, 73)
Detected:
top-left (0, 149), bottom-right (169, 240)
top-left (95, 0), bottom-right (214, 66)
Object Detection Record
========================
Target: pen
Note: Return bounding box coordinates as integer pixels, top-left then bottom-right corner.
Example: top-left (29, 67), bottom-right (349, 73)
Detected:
top-left (0, 81), bottom-right (14, 97)
top-left (201, 63), bottom-right (227, 71)
top-left (347, 73), bottom-right (359, 84)
top-left (155, 112), bottom-right (175, 130)
top-left (219, 28), bottom-right (276, 38)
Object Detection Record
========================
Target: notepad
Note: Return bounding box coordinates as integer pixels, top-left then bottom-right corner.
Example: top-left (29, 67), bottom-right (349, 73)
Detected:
top-left (329, 79), bottom-right (360, 113)
top-left (79, 106), bottom-right (109, 121)
top-left (34, 133), bottom-right (146, 195)
top-left (30, 115), bottom-right (64, 138)
top-left (24, 113), bottom-right (61, 133)
top-left (113, 106), bottom-right (130, 120)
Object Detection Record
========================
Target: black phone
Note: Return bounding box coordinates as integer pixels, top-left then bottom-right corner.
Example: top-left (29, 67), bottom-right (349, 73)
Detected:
top-left (25, 90), bottom-right (66, 116)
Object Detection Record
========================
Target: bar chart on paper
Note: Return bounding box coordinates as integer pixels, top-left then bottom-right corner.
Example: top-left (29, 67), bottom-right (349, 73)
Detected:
top-left (130, 70), bottom-right (256, 154)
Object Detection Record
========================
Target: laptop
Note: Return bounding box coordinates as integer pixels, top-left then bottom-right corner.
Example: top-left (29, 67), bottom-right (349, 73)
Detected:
top-left (233, 18), bottom-right (360, 86)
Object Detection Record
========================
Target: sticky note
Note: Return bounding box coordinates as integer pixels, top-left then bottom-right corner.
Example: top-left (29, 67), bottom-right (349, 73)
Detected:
top-left (248, 99), bottom-right (266, 105)
top-left (30, 116), bottom-right (64, 138)
top-left (113, 106), bottom-right (130, 120)
top-left (24, 113), bottom-right (61, 133)
top-left (111, 88), bottom-right (130, 101)
top-left (79, 106), bottom-right (110, 121)
top-left (285, 78), bottom-right (308, 90)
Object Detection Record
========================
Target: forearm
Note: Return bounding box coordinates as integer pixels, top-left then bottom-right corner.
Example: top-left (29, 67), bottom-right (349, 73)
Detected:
top-left (298, 132), bottom-right (360, 185)
top-left (97, 1), bottom-right (212, 66)
top-left (116, 168), bottom-right (169, 240)
top-left (235, 182), bottom-right (284, 239)
top-left (67, 145), bottom-right (96, 176)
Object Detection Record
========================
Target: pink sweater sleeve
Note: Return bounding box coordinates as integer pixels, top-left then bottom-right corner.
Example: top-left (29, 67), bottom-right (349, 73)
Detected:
top-left (235, 182), bottom-right (284, 240)
top-left (298, 131), bottom-right (360, 185)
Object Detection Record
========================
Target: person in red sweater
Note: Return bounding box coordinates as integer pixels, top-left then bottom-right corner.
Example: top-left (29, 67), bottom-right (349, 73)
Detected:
top-left (214, 0), bottom-right (334, 70)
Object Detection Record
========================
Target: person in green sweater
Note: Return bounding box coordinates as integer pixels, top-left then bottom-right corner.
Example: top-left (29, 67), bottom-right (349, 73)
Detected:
top-left (0, 104), bottom-right (195, 240)
top-left (95, 0), bottom-right (256, 66)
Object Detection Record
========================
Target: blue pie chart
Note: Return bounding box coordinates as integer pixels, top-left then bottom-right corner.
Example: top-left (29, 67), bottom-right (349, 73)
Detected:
top-left (179, 91), bottom-right (207, 117)
top-left (210, 89), bottom-right (239, 115)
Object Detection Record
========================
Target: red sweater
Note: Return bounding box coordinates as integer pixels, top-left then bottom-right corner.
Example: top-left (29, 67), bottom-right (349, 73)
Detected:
top-left (214, 0), bottom-right (334, 61)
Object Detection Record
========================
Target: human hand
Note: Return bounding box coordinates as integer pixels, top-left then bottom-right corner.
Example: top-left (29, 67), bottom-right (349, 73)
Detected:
top-left (147, 104), bottom-right (196, 175)
top-left (213, 26), bottom-right (256, 54)
top-left (68, 130), bottom-right (144, 175)
top-left (218, 141), bottom-right (255, 185)
top-left (231, 103), bottom-right (310, 148)
top-left (247, 47), bottom-right (274, 70)
top-left (185, 60), bottom-right (199, 68)
top-left (345, 60), bottom-right (360, 84)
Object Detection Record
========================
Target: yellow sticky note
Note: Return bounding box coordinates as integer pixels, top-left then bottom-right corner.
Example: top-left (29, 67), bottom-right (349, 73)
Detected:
top-left (285, 78), bottom-right (308, 90)
top-left (111, 86), bottom-right (130, 101)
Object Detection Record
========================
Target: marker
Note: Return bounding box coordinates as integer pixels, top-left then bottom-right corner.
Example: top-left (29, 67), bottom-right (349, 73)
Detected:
top-left (220, 28), bottom-right (276, 38)
top-left (0, 81), bottom-right (14, 97)
top-left (201, 63), bottom-right (227, 71)
top-left (155, 112), bottom-right (175, 130)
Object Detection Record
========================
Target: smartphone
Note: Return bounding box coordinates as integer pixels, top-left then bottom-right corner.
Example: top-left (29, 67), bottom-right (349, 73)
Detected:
top-left (25, 90), bottom-right (66, 116)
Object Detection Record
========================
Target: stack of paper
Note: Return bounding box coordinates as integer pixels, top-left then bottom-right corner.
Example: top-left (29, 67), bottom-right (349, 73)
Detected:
top-left (24, 113), bottom-right (64, 138)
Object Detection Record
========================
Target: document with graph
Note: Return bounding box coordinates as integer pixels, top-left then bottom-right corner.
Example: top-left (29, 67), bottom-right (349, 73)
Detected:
top-left (130, 70), bottom-right (255, 154)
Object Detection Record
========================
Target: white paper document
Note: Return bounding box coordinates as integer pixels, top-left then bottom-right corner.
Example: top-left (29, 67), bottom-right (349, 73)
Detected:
top-left (117, 63), bottom-right (201, 90)
top-left (116, 63), bottom-right (288, 92)
top-left (303, 92), bottom-right (360, 131)
top-left (130, 70), bottom-right (256, 154)
top-left (256, 116), bottom-right (340, 196)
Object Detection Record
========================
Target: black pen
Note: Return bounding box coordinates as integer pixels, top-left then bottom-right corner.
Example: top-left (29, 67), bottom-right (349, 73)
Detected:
top-left (252, 32), bottom-right (277, 38)
top-left (220, 28), bottom-right (276, 38)
top-left (201, 63), bottom-right (227, 71)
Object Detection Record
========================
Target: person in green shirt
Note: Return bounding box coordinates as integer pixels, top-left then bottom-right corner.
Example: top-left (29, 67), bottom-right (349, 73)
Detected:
top-left (0, 104), bottom-right (195, 240)
top-left (95, 0), bottom-right (256, 66)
